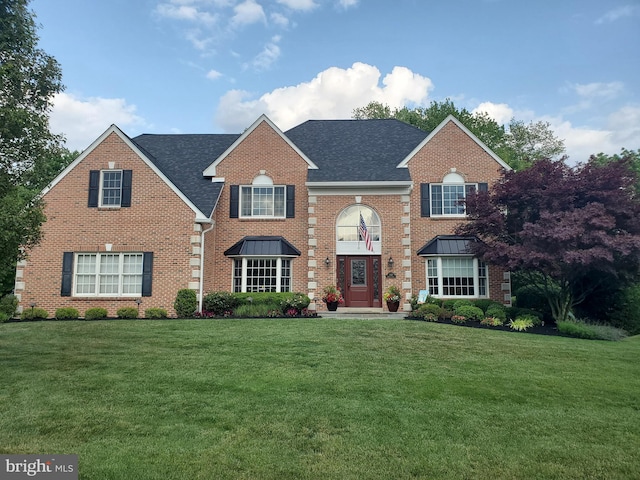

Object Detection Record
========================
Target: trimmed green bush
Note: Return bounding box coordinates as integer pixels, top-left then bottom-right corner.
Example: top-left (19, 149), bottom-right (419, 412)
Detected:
top-left (202, 291), bottom-right (237, 315)
top-left (452, 299), bottom-right (474, 311)
top-left (486, 304), bottom-right (507, 321)
top-left (85, 307), bottom-right (108, 320)
top-left (473, 299), bottom-right (501, 313)
top-left (21, 307), bottom-right (49, 320)
top-left (415, 303), bottom-right (442, 320)
top-left (145, 308), bottom-right (168, 319)
top-left (55, 307), bottom-right (79, 320)
top-left (117, 307), bottom-right (138, 319)
top-left (441, 299), bottom-right (458, 311)
top-left (608, 283), bottom-right (640, 335)
top-left (0, 294), bottom-right (19, 318)
top-left (280, 293), bottom-right (311, 313)
top-left (454, 305), bottom-right (484, 321)
top-left (233, 303), bottom-right (274, 318)
top-left (506, 306), bottom-right (543, 322)
top-left (557, 320), bottom-right (628, 341)
top-left (0, 312), bottom-right (10, 323)
top-left (174, 289), bottom-right (198, 317)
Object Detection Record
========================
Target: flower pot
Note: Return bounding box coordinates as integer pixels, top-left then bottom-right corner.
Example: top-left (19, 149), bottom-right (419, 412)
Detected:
top-left (387, 301), bottom-right (400, 312)
top-left (326, 301), bottom-right (339, 311)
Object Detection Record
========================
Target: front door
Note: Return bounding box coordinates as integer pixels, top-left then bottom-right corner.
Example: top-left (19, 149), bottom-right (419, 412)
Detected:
top-left (337, 255), bottom-right (381, 307)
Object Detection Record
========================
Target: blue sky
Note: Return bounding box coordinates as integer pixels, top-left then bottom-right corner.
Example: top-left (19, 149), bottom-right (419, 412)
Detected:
top-left (31, 0), bottom-right (640, 162)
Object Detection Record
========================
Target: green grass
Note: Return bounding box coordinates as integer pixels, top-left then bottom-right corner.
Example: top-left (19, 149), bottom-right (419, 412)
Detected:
top-left (1, 320), bottom-right (639, 479)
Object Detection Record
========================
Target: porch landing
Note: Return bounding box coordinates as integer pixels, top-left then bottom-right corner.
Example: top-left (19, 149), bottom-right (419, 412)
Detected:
top-left (318, 307), bottom-right (408, 319)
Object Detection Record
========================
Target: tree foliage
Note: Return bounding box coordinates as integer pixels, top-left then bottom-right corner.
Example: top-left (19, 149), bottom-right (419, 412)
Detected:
top-left (0, 0), bottom-right (64, 294)
top-left (352, 100), bottom-right (565, 170)
top-left (457, 157), bottom-right (640, 322)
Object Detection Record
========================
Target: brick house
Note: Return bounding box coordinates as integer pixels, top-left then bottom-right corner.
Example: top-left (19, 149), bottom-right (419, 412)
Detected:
top-left (15, 114), bottom-right (512, 316)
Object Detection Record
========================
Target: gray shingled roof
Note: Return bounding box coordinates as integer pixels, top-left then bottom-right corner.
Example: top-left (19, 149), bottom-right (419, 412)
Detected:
top-left (285, 119), bottom-right (428, 182)
top-left (132, 133), bottom-right (239, 217)
top-left (417, 235), bottom-right (480, 256)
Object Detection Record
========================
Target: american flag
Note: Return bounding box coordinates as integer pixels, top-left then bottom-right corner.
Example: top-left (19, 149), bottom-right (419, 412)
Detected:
top-left (359, 213), bottom-right (373, 251)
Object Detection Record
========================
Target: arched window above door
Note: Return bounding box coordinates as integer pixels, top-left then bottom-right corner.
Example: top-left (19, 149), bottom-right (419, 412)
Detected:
top-left (336, 205), bottom-right (381, 254)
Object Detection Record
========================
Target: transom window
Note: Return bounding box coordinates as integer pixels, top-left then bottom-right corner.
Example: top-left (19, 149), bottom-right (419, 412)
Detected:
top-left (426, 257), bottom-right (487, 298)
top-left (431, 172), bottom-right (477, 217)
top-left (336, 205), bottom-right (381, 254)
top-left (233, 258), bottom-right (292, 292)
top-left (74, 252), bottom-right (143, 296)
top-left (101, 170), bottom-right (122, 207)
top-left (240, 175), bottom-right (285, 218)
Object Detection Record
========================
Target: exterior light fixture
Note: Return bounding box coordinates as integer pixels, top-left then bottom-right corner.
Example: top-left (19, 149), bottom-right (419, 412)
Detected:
top-left (388, 257), bottom-right (394, 269)
top-left (325, 257), bottom-right (331, 266)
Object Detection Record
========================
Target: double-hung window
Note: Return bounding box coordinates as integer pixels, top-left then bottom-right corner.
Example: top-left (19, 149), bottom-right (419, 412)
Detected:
top-left (88, 170), bottom-right (132, 208)
top-left (232, 258), bottom-right (292, 293)
top-left (101, 170), bottom-right (122, 207)
top-left (421, 173), bottom-right (487, 218)
top-left (241, 185), bottom-right (286, 218)
top-left (426, 257), bottom-right (487, 298)
top-left (74, 253), bottom-right (143, 296)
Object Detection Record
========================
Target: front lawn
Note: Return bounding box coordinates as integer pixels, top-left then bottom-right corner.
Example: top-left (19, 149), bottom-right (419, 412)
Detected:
top-left (1, 319), bottom-right (638, 479)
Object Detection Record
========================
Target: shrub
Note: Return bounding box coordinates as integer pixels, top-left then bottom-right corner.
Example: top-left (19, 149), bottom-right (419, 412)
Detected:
top-left (441, 299), bottom-right (458, 311)
top-left (0, 294), bottom-right (19, 318)
top-left (415, 303), bottom-right (442, 320)
top-left (473, 299), bottom-right (501, 313)
top-left (450, 315), bottom-right (467, 324)
top-left (85, 307), bottom-right (108, 320)
top-left (480, 316), bottom-right (504, 327)
top-left (411, 294), bottom-right (440, 312)
top-left (117, 307), bottom-right (138, 319)
top-left (452, 299), bottom-right (474, 311)
top-left (234, 303), bottom-right (274, 318)
top-left (506, 306), bottom-right (543, 322)
top-left (486, 304), bottom-right (507, 321)
top-left (145, 307), bottom-right (168, 319)
top-left (280, 293), bottom-right (310, 313)
top-left (21, 307), bottom-right (49, 320)
top-left (55, 307), bottom-right (79, 320)
top-left (508, 316), bottom-right (536, 331)
top-left (174, 289), bottom-right (198, 317)
top-left (0, 312), bottom-right (10, 323)
top-left (608, 283), bottom-right (640, 335)
top-left (557, 320), bottom-right (628, 341)
top-left (202, 291), bottom-right (237, 315)
top-left (454, 305), bottom-right (484, 321)
top-left (515, 284), bottom-right (553, 320)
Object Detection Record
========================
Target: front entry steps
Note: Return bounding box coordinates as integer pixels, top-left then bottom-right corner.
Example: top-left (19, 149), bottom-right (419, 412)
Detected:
top-left (319, 307), bottom-right (407, 319)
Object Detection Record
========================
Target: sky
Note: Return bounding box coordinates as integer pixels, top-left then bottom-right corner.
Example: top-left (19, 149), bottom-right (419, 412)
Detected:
top-left (30, 0), bottom-right (640, 162)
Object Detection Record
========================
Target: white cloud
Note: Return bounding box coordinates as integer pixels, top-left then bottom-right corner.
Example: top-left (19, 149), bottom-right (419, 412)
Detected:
top-left (50, 93), bottom-right (148, 151)
top-left (231, 0), bottom-right (266, 26)
top-left (270, 12), bottom-right (289, 27)
top-left (206, 69), bottom-right (223, 80)
top-left (573, 81), bottom-right (624, 100)
top-left (155, 3), bottom-right (217, 24)
top-left (595, 5), bottom-right (640, 24)
top-left (250, 36), bottom-right (282, 70)
top-left (337, 0), bottom-right (359, 8)
top-left (276, 0), bottom-right (318, 11)
top-left (472, 102), bottom-right (514, 125)
top-left (215, 62), bottom-right (433, 132)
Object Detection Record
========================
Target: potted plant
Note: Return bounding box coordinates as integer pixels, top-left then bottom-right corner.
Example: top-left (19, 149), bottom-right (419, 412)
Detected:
top-left (321, 285), bottom-right (344, 311)
top-left (383, 285), bottom-right (401, 312)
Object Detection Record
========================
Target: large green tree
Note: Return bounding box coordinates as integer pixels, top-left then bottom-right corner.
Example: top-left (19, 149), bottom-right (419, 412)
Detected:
top-left (352, 100), bottom-right (565, 170)
top-left (0, 0), bottom-right (64, 295)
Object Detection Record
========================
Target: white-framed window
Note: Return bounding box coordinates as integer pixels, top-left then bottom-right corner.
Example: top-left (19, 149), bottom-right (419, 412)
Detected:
top-left (336, 205), bottom-right (381, 254)
top-left (431, 172), bottom-right (477, 217)
top-left (100, 170), bottom-right (123, 207)
top-left (426, 257), bottom-right (488, 298)
top-left (232, 258), bottom-right (292, 292)
top-left (74, 252), bottom-right (143, 296)
top-left (240, 175), bottom-right (285, 218)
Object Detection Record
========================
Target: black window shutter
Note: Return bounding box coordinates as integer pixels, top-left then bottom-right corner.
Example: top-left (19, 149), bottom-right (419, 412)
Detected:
top-left (61, 252), bottom-right (74, 296)
top-left (121, 170), bottom-right (132, 207)
top-left (420, 183), bottom-right (430, 217)
top-left (465, 184), bottom-right (476, 196)
top-left (88, 170), bottom-right (100, 207)
top-left (142, 252), bottom-right (153, 297)
top-left (286, 185), bottom-right (295, 218)
top-left (229, 185), bottom-right (239, 218)
top-left (478, 182), bottom-right (488, 192)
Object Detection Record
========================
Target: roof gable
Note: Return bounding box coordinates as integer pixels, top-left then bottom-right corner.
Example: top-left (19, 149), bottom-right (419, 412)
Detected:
top-left (397, 115), bottom-right (511, 171)
top-left (203, 114), bottom-right (318, 177)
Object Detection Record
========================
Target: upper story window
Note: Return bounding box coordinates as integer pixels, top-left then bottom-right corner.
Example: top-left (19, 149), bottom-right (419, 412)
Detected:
top-left (336, 205), bottom-right (381, 254)
top-left (420, 174), bottom-right (487, 218)
top-left (101, 170), bottom-right (122, 207)
top-left (88, 169), bottom-right (132, 208)
top-left (229, 175), bottom-right (295, 219)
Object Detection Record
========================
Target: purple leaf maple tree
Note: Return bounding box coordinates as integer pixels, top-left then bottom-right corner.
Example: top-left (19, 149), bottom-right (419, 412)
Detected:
top-left (457, 157), bottom-right (640, 322)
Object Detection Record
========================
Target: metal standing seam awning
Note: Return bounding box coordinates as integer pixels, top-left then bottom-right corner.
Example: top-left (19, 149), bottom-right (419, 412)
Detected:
top-left (417, 235), bottom-right (480, 256)
top-left (224, 236), bottom-right (302, 257)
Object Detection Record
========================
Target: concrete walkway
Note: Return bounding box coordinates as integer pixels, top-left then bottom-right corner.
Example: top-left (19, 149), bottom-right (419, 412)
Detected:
top-left (318, 307), bottom-right (408, 320)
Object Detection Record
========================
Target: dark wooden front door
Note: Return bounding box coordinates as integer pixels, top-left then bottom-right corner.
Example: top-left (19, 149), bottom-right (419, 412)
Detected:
top-left (337, 255), bottom-right (381, 307)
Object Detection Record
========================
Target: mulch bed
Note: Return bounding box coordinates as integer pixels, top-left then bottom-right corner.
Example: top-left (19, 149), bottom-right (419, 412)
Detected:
top-left (405, 316), bottom-right (567, 337)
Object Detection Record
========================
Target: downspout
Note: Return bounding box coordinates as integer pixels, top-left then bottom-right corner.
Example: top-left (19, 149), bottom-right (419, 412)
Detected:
top-left (199, 220), bottom-right (215, 313)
